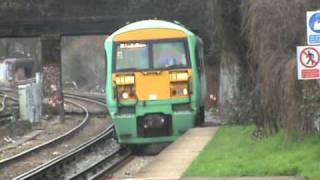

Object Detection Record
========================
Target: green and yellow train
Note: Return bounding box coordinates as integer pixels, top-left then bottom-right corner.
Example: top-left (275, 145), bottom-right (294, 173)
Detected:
top-left (104, 20), bottom-right (206, 144)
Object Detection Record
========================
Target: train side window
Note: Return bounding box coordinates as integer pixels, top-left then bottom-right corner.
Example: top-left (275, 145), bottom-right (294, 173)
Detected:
top-left (104, 51), bottom-right (108, 79)
top-left (195, 45), bottom-right (200, 71)
top-left (196, 40), bottom-right (204, 74)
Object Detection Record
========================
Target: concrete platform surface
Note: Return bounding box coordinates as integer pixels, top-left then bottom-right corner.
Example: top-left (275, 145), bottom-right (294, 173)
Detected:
top-left (131, 127), bottom-right (219, 180)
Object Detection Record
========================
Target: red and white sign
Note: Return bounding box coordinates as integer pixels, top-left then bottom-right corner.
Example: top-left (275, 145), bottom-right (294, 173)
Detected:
top-left (297, 46), bottom-right (320, 80)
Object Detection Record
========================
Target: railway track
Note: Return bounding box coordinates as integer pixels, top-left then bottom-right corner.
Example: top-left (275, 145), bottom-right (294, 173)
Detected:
top-left (0, 94), bottom-right (111, 179)
top-left (0, 88), bottom-right (105, 106)
top-left (0, 90), bottom-right (18, 108)
top-left (0, 99), bottom-right (89, 168)
top-left (0, 89), bottom-right (130, 179)
top-left (14, 126), bottom-right (131, 180)
top-left (0, 91), bottom-right (18, 124)
top-left (64, 91), bottom-right (106, 104)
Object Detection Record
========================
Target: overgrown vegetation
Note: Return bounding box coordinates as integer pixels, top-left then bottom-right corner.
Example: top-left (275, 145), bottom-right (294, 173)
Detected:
top-left (184, 126), bottom-right (320, 179)
top-left (214, 0), bottom-right (320, 134)
top-left (241, 0), bottom-right (306, 134)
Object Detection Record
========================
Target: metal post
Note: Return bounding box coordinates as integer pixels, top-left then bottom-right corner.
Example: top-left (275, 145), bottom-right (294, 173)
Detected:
top-left (41, 34), bottom-right (64, 122)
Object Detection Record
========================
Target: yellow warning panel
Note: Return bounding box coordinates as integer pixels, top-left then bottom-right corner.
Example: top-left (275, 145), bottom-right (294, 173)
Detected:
top-left (114, 29), bottom-right (187, 42)
top-left (135, 71), bottom-right (171, 100)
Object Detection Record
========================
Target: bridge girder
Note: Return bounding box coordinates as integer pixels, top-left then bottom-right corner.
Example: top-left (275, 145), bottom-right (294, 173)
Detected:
top-left (0, 0), bottom-right (200, 37)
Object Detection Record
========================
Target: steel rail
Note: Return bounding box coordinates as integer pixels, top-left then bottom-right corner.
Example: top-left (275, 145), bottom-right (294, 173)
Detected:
top-left (0, 94), bottom-right (7, 112)
top-left (64, 94), bottom-right (106, 107)
top-left (13, 125), bottom-right (129, 180)
top-left (0, 87), bottom-right (17, 92)
top-left (12, 95), bottom-right (129, 180)
top-left (0, 99), bottom-right (89, 168)
top-left (0, 91), bottom-right (18, 104)
top-left (64, 92), bottom-right (106, 105)
top-left (0, 88), bottom-right (105, 102)
top-left (0, 92), bottom-right (19, 124)
top-left (71, 147), bottom-right (131, 180)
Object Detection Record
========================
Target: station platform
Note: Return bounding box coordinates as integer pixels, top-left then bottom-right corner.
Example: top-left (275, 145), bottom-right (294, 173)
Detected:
top-left (132, 127), bottom-right (219, 180)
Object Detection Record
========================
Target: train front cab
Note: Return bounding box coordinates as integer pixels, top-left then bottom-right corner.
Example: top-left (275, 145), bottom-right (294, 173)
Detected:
top-left (105, 21), bottom-right (205, 144)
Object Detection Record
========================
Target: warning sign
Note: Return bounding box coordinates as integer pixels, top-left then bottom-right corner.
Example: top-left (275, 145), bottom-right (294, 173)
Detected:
top-left (297, 46), bottom-right (320, 80)
top-left (300, 47), bottom-right (319, 68)
top-left (302, 69), bottom-right (320, 78)
top-left (307, 11), bottom-right (320, 45)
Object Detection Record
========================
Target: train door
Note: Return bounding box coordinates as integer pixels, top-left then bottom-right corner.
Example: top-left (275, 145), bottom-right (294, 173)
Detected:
top-left (196, 38), bottom-right (207, 107)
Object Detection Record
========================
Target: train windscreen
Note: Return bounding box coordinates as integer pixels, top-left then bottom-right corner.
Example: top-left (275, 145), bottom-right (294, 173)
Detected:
top-left (152, 41), bottom-right (187, 69)
top-left (115, 40), bottom-right (188, 71)
top-left (115, 43), bottom-right (149, 71)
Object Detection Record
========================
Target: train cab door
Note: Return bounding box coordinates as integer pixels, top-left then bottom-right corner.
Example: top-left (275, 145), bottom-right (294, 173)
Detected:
top-left (195, 38), bottom-right (206, 125)
top-left (196, 38), bottom-right (207, 107)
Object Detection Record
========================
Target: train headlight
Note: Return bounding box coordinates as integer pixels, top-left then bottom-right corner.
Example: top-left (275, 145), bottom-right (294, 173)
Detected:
top-left (183, 88), bottom-right (188, 95)
top-left (170, 84), bottom-right (189, 97)
top-left (122, 92), bottom-right (129, 99)
top-left (117, 85), bottom-right (135, 101)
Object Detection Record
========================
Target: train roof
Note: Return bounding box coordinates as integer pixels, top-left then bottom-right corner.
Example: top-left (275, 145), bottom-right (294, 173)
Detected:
top-left (106, 20), bottom-right (195, 42)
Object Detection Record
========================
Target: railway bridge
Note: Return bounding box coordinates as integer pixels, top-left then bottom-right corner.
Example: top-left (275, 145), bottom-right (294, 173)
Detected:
top-left (0, 0), bottom-right (209, 116)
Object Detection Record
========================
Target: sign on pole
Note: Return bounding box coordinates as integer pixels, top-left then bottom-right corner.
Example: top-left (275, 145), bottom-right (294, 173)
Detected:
top-left (297, 46), bottom-right (320, 80)
top-left (307, 11), bottom-right (320, 45)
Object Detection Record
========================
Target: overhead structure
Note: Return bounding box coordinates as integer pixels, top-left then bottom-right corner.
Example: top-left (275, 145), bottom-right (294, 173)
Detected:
top-left (0, 0), bottom-right (201, 37)
top-left (0, 0), bottom-right (205, 118)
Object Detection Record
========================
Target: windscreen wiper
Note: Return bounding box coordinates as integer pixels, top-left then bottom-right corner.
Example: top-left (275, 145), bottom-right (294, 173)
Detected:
top-left (117, 68), bottom-right (138, 72)
top-left (166, 64), bottom-right (183, 69)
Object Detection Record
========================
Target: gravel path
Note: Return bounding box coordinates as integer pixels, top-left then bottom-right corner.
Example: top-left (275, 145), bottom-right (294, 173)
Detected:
top-left (111, 156), bottom-right (155, 179)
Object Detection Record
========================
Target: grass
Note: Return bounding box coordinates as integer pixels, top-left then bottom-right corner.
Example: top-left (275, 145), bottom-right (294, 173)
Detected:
top-left (184, 126), bottom-right (320, 179)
